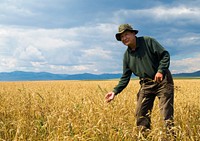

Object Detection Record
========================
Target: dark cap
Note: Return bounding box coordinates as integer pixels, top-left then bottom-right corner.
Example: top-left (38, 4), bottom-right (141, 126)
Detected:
top-left (115, 24), bottom-right (138, 41)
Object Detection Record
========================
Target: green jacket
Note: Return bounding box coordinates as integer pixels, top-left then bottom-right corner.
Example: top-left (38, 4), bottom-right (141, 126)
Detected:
top-left (113, 36), bottom-right (170, 95)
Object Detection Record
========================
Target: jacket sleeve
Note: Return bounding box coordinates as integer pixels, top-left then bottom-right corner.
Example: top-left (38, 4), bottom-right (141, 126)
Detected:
top-left (148, 37), bottom-right (170, 74)
top-left (113, 51), bottom-right (132, 95)
top-left (157, 50), bottom-right (170, 74)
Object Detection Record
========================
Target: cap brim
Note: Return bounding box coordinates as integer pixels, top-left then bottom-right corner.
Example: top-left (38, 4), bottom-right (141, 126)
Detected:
top-left (115, 33), bottom-right (121, 41)
top-left (115, 30), bottom-right (138, 41)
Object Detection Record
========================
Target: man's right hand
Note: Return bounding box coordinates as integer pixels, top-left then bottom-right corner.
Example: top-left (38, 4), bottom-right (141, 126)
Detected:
top-left (105, 92), bottom-right (115, 103)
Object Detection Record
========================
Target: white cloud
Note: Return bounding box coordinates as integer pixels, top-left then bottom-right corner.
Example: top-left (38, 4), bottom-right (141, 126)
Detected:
top-left (171, 54), bottom-right (200, 74)
top-left (161, 32), bottom-right (200, 55)
top-left (18, 46), bottom-right (45, 61)
top-left (114, 5), bottom-right (200, 25)
top-left (0, 23), bottom-right (123, 74)
top-left (0, 57), bottom-right (17, 71)
top-left (152, 6), bottom-right (200, 21)
top-left (176, 36), bottom-right (200, 47)
top-left (83, 47), bottom-right (112, 60)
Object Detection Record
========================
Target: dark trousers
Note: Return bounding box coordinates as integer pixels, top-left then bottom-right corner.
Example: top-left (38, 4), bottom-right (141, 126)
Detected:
top-left (136, 70), bottom-right (174, 129)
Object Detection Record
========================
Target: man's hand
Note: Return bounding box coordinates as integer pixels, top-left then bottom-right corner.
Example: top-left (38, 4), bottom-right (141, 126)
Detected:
top-left (154, 72), bottom-right (163, 83)
top-left (105, 92), bottom-right (115, 103)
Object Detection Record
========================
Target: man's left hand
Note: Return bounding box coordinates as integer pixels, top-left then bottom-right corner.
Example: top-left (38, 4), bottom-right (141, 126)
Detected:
top-left (154, 72), bottom-right (163, 83)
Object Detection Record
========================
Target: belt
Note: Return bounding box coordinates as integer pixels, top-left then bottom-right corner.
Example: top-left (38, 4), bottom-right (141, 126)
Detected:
top-left (140, 78), bottom-right (155, 84)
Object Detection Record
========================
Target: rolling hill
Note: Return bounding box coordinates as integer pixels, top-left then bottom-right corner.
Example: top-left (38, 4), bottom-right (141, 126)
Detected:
top-left (0, 70), bottom-right (199, 81)
top-left (0, 71), bottom-right (122, 81)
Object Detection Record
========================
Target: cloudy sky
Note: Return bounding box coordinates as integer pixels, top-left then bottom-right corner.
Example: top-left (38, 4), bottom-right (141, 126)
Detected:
top-left (0, 0), bottom-right (200, 74)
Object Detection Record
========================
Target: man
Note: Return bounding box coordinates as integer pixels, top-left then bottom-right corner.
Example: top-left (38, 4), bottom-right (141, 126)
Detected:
top-left (105, 24), bottom-right (174, 135)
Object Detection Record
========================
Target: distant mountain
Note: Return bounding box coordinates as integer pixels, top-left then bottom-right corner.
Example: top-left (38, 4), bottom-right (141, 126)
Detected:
top-left (172, 70), bottom-right (200, 78)
top-left (0, 71), bottom-right (122, 81)
top-left (0, 70), bottom-right (199, 81)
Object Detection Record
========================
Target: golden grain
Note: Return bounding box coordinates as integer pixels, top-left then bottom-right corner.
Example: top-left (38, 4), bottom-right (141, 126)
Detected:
top-left (0, 79), bottom-right (199, 140)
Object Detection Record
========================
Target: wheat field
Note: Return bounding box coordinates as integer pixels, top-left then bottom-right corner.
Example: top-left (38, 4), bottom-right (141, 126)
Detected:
top-left (0, 79), bottom-right (199, 141)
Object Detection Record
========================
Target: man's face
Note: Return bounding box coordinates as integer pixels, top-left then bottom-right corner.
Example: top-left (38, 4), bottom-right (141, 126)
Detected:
top-left (120, 30), bottom-right (135, 46)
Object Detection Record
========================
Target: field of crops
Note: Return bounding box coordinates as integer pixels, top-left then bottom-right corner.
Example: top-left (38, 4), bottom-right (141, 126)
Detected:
top-left (0, 79), bottom-right (199, 141)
